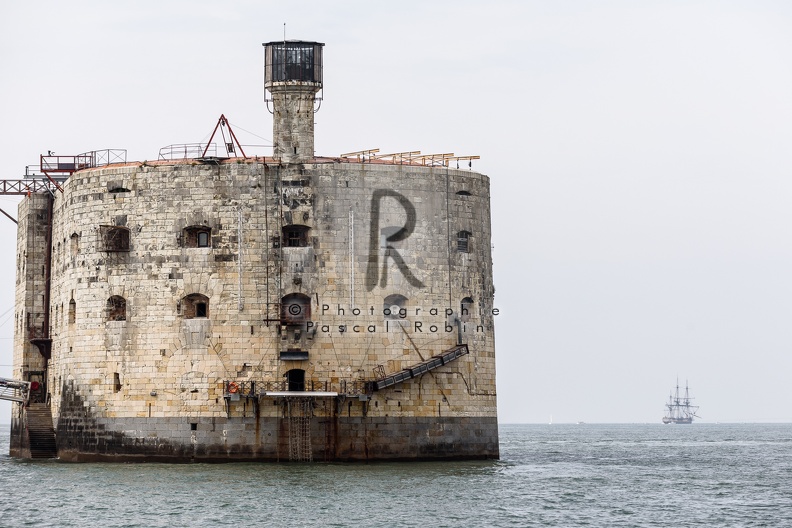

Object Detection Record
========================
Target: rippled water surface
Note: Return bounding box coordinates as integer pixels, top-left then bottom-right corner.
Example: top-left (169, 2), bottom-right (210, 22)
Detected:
top-left (2, 423), bottom-right (791, 527)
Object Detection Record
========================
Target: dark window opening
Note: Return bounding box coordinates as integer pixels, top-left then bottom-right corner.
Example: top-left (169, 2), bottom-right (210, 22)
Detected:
top-left (183, 226), bottom-right (212, 248)
top-left (181, 293), bottom-right (209, 319)
top-left (383, 294), bottom-right (408, 319)
top-left (456, 190), bottom-right (472, 196)
top-left (285, 369), bottom-right (306, 392)
top-left (100, 226), bottom-right (130, 252)
top-left (457, 230), bottom-right (471, 253)
top-left (68, 299), bottom-right (76, 324)
top-left (190, 423), bottom-right (198, 431)
top-left (282, 225), bottom-right (310, 247)
top-left (107, 296), bottom-right (127, 321)
top-left (280, 293), bottom-right (311, 325)
top-left (113, 373), bottom-right (122, 392)
top-left (109, 187), bottom-right (131, 193)
top-left (461, 297), bottom-right (474, 322)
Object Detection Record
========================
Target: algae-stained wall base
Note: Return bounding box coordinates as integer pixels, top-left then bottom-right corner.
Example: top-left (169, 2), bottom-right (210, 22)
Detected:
top-left (55, 381), bottom-right (498, 462)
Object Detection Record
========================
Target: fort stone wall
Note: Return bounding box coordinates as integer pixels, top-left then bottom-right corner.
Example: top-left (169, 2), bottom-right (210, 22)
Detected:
top-left (14, 157), bottom-right (498, 461)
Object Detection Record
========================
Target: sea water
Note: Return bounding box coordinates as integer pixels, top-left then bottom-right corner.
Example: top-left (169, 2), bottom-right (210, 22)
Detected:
top-left (1, 423), bottom-right (790, 527)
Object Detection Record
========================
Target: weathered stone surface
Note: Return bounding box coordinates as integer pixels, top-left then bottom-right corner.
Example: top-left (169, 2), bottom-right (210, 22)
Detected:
top-left (12, 158), bottom-right (498, 461)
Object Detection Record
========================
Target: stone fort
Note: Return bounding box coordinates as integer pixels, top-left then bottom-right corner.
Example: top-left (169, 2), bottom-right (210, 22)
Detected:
top-left (5, 40), bottom-right (498, 461)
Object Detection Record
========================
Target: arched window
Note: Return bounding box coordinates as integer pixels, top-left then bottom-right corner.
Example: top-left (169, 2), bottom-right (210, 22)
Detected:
top-left (457, 230), bottom-right (471, 253)
top-left (383, 294), bottom-right (408, 319)
top-left (282, 224), bottom-right (310, 247)
top-left (100, 226), bottom-right (130, 252)
top-left (281, 293), bottom-right (311, 325)
top-left (180, 293), bottom-right (209, 319)
top-left (285, 369), bottom-right (306, 391)
top-left (107, 295), bottom-right (127, 321)
top-left (183, 225), bottom-right (212, 248)
top-left (460, 297), bottom-right (474, 322)
top-left (68, 299), bottom-right (76, 324)
top-left (70, 233), bottom-right (79, 256)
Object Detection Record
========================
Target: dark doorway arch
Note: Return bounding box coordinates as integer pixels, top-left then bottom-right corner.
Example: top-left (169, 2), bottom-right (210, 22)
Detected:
top-left (461, 296), bottom-right (474, 322)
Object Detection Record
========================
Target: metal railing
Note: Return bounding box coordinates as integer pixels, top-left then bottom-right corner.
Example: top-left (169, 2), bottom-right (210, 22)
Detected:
top-left (224, 379), bottom-right (367, 397)
top-left (87, 149), bottom-right (127, 167)
top-left (40, 149), bottom-right (127, 174)
top-left (371, 344), bottom-right (469, 391)
top-left (0, 179), bottom-right (61, 195)
top-left (0, 377), bottom-right (30, 404)
top-left (223, 380), bottom-right (256, 398)
top-left (158, 143), bottom-right (218, 160)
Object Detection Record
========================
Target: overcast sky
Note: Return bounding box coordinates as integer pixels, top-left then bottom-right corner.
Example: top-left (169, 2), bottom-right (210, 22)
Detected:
top-left (2, 0), bottom-right (791, 424)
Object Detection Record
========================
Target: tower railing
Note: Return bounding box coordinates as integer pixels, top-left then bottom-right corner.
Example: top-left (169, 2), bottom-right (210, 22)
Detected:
top-left (0, 377), bottom-right (30, 404)
top-left (40, 149), bottom-right (127, 174)
top-left (158, 143), bottom-right (218, 160)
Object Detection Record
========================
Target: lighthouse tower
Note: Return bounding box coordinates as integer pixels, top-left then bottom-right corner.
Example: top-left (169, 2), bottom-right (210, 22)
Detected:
top-left (263, 40), bottom-right (324, 163)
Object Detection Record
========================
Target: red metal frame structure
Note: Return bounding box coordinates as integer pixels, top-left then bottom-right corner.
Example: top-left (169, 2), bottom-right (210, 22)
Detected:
top-left (202, 115), bottom-right (247, 159)
top-left (39, 149), bottom-right (127, 193)
top-left (0, 149), bottom-right (127, 202)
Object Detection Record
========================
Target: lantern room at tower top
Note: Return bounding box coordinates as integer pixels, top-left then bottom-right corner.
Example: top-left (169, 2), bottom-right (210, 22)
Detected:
top-left (263, 40), bottom-right (324, 86)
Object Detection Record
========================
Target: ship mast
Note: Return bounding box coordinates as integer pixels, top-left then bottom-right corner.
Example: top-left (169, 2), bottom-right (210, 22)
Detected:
top-left (683, 379), bottom-right (699, 420)
top-left (663, 378), bottom-right (699, 423)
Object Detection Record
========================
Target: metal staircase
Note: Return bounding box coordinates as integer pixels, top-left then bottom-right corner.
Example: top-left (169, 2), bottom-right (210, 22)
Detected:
top-left (26, 404), bottom-right (57, 459)
top-left (371, 344), bottom-right (469, 391)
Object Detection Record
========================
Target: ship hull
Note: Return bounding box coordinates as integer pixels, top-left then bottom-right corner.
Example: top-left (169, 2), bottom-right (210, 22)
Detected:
top-left (662, 417), bottom-right (693, 424)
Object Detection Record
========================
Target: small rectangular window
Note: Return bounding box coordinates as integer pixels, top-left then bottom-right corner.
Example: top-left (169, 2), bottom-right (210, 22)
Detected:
top-left (196, 303), bottom-right (207, 318)
top-left (457, 231), bottom-right (470, 253)
top-left (282, 225), bottom-right (309, 247)
top-left (197, 232), bottom-right (209, 247)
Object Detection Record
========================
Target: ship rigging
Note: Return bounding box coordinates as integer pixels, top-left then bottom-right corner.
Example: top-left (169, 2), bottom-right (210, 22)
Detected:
top-left (662, 379), bottom-right (700, 424)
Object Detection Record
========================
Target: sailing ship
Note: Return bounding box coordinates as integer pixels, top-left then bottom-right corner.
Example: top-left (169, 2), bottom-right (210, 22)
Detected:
top-left (662, 380), bottom-right (699, 424)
